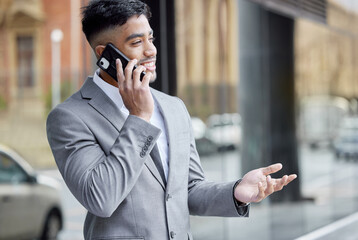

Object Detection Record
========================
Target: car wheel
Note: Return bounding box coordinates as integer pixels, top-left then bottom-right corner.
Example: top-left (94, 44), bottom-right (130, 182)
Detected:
top-left (41, 211), bottom-right (61, 240)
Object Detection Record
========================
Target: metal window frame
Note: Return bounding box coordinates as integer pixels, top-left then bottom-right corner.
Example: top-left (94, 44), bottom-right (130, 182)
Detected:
top-left (246, 0), bottom-right (327, 24)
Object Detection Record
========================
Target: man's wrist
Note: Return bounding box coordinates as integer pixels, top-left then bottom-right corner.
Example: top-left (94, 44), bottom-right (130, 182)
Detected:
top-left (233, 179), bottom-right (250, 205)
top-left (233, 179), bottom-right (250, 216)
top-left (129, 113), bottom-right (152, 122)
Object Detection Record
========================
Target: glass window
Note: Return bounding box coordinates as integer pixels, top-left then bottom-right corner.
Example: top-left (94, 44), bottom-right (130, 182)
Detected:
top-left (0, 153), bottom-right (28, 184)
top-left (16, 36), bottom-right (35, 89)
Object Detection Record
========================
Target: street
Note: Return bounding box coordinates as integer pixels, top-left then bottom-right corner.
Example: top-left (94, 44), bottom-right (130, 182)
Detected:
top-left (39, 145), bottom-right (358, 240)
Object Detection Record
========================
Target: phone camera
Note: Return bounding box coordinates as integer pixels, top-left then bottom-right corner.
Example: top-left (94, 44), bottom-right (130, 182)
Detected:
top-left (97, 57), bottom-right (109, 69)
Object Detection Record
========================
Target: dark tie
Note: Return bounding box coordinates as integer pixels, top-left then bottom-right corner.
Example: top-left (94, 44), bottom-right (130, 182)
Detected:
top-left (150, 144), bottom-right (166, 186)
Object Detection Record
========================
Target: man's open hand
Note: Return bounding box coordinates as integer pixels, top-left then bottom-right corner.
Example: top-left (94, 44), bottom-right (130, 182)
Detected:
top-left (234, 163), bottom-right (297, 203)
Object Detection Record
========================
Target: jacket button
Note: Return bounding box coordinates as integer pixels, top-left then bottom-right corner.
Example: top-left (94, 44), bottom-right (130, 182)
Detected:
top-left (170, 231), bottom-right (176, 239)
top-left (140, 151), bottom-right (146, 158)
top-left (147, 136), bottom-right (153, 142)
top-left (166, 194), bottom-right (172, 201)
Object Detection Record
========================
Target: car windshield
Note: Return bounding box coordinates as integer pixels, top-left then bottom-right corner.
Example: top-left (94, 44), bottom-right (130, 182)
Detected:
top-left (0, 153), bottom-right (28, 183)
top-left (338, 117), bottom-right (358, 141)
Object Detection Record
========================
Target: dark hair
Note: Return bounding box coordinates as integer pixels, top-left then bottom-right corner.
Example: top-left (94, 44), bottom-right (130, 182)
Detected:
top-left (82, 0), bottom-right (152, 44)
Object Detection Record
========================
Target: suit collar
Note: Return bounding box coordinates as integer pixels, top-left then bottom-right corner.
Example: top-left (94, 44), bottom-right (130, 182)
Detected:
top-left (80, 77), bottom-right (126, 132)
top-left (80, 77), bottom-right (98, 100)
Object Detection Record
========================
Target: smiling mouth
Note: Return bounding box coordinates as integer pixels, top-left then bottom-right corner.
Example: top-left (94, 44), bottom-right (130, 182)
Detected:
top-left (141, 61), bottom-right (156, 71)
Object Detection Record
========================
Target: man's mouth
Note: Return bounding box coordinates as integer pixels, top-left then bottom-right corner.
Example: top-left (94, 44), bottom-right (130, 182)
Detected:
top-left (140, 61), bottom-right (156, 72)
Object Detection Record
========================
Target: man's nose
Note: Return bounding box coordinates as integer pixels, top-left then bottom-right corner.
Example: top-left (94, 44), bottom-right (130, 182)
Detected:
top-left (144, 44), bottom-right (157, 57)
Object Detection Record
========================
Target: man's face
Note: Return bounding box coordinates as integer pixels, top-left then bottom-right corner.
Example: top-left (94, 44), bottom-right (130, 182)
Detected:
top-left (112, 14), bottom-right (157, 82)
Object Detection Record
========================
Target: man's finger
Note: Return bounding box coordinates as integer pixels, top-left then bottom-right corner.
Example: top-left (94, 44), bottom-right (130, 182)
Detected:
top-left (116, 59), bottom-right (124, 85)
top-left (265, 175), bottom-right (275, 196)
top-left (256, 182), bottom-right (265, 202)
top-left (273, 175), bottom-right (288, 191)
top-left (132, 65), bottom-right (146, 87)
top-left (281, 175), bottom-right (288, 185)
top-left (286, 174), bottom-right (297, 184)
top-left (141, 72), bottom-right (152, 86)
top-left (124, 59), bottom-right (138, 83)
top-left (261, 163), bottom-right (282, 175)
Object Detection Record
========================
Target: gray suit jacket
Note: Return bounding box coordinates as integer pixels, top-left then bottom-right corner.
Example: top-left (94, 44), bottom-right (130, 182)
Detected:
top-left (46, 77), bottom-right (249, 240)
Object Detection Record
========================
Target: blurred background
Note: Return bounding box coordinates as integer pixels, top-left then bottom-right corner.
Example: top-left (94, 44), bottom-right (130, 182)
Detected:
top-left (1, 0), bottom-right (358, 239)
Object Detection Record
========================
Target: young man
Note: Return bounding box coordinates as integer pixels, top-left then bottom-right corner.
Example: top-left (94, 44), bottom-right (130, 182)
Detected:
top-left (46, 0), bottom-right (297, 239)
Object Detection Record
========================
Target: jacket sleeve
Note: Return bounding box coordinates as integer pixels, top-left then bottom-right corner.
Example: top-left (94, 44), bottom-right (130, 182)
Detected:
top-left (177, 100), bottom-right (249, 217)
top-left (46, 106), bottom-right (161, 218)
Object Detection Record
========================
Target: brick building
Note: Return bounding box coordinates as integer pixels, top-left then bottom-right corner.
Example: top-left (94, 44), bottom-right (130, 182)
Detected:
top-left (0, 0), bottom-right (92, 114)
top-left (0, 0), bottom-right (92, 167)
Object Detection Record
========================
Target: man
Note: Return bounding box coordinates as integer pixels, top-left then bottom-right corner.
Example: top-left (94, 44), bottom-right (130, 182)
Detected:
top-left (46, 0), bottom-right (297, 239)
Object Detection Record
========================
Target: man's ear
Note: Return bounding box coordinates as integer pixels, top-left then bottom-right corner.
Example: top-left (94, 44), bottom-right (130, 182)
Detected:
top-left (95, 45), bottom-right (106, 58)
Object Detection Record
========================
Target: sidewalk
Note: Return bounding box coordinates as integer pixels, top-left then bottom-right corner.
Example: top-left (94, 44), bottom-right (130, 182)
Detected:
top-left (296, 211), bottom-right (358, 240)
top-left (190, 147), bottom-right (358, 240)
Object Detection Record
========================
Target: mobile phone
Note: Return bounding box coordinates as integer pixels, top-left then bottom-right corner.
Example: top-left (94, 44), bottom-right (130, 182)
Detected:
top-left (96, 43), bottom-right (146, 82)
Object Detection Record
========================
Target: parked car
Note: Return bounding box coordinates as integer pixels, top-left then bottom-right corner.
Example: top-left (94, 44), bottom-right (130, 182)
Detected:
top-left (191, 117), bottom-right (218, 155)
top-left (191, 117), bottom-right (207, 139)
top-left (298, 96), bottom-right (349, 149)
top-left (0, 144), bottom-right (63, 240)
top-left (206, 113), bottom-right (242, 151)
top-left (334, 116), bottom-right (358, 160)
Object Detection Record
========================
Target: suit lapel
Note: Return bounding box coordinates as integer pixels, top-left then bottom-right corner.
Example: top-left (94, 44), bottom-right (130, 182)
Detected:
top-left (144, 156), bottom-right (166, 190)
top-left (80, 78), bottom-right (166, 190)
top-left (151, 89), bottom-right (179, 189)
top-left (81, 77), bottom-right (126, 132)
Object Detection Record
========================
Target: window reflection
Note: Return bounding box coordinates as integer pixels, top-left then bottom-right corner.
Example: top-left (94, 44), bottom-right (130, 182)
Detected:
top-left (0, 154), bottom-right (28, 184)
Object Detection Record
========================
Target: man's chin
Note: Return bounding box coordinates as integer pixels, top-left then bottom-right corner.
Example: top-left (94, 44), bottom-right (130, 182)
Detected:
top-left (149, 71), bottom-right (157, 83)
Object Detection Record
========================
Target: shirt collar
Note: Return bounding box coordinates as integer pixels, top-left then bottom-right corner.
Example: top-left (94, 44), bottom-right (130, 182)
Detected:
top-left (93, 69), bottom-right (129, 115)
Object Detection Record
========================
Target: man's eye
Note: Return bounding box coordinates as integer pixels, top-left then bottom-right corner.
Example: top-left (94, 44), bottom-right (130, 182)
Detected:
top-left (150, 37), bottom-right (156, 43)
top-left (132, 40), bottom-right (141, 45)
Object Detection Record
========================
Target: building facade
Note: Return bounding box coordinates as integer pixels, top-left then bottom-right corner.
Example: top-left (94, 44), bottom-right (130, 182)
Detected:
top-left (0, 0), bottom-right (92, 167)
top-left (0, 0), bottom-right (91, 114)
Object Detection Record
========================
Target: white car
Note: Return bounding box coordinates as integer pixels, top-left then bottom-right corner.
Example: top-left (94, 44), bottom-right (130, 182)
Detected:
top-left (334, 116), bottom-right (358, 159)
top-left (191, 117), bottom-right (218, 155)
top-left (299, 96), bottom-right (349, 148)
top-left (206, 113), bottom-right (242, 151)
top-left (0, 144), bottom-right (63, 240)
top-left (191, 117), bottom-right (207, 139)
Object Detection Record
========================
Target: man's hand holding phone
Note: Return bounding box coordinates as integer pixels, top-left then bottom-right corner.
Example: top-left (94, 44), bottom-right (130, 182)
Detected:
top-left (116, 58), bottom-right (154, 122)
